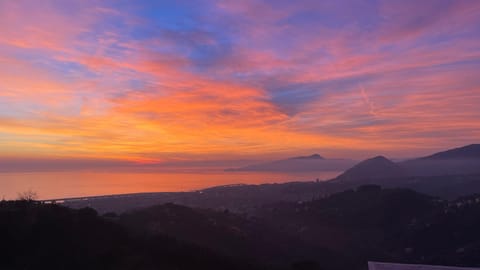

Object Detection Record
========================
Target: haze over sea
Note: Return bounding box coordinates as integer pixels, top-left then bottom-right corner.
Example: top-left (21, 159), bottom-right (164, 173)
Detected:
top-left (0, 170), bottom-right (340, 200)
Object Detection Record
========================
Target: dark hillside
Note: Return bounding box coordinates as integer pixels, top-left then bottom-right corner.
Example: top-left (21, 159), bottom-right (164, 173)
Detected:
top-left (5, 186), bottom-right (480, 270)
top-left (0, 200), bottom-right (271, 270)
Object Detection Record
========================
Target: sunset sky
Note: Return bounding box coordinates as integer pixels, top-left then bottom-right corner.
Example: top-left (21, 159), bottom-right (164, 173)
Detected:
top-left (1, 0), bottom-right (480, 169)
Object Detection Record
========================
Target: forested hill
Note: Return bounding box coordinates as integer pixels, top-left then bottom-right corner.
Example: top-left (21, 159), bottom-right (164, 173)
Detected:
top-left (4, 186), bottom-right (480, 270)
top-left (0, 200), bottom-right (273, 270)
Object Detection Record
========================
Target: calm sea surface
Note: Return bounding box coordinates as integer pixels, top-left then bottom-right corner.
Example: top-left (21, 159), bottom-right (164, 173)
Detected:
top-left (0, 170), bottom-right (341, 200)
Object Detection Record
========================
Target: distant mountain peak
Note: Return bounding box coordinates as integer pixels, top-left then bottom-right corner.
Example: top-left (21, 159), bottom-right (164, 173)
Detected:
top-left (291, 154), bottom-right (324, 160)
top-left (362, 156), bottom-right (397, 166)
top-left (369, 155), bottom-right (389, 161)
top-left (422, 144), bottom-right (480, 160)
top-left (225, 154), bottom-right (356, 172)
top-left (334, 155), bottom-right (405, 183)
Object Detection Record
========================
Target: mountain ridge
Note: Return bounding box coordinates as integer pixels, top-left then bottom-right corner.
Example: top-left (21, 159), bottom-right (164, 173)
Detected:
top-left (420, 144), bottom-right (480, 160)
top-left (400, 144), bottom-right (480, 176)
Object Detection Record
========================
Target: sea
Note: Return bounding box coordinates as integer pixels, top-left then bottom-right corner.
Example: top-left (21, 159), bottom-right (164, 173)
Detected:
top-left (0, 170), bottom-right (341, 200)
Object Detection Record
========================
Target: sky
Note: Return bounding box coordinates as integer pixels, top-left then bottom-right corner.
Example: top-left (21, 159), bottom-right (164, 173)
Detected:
top-left (1, 0), bottom-right (480, 170)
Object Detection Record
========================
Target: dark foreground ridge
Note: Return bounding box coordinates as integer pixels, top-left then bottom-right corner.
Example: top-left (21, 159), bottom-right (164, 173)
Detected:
top-left (0, 200), bottom-right (270, 270)
top-left (4, 186), bottom-right (480, 270)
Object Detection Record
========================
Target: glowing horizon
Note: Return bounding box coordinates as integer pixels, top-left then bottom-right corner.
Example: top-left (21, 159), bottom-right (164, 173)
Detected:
top-left (1, 0), bottom-right (480, 168)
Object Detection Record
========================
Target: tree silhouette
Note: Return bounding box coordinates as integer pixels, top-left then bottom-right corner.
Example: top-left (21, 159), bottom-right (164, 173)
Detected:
top-left (17, 189), bottom-right (38, 201)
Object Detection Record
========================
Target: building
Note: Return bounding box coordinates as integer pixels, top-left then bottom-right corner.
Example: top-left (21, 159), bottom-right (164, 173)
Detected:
top-left (368, 262), bottom-right (480, 270)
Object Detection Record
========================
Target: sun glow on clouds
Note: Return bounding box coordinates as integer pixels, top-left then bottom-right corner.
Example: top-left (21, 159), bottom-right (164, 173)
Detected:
top-left (0, 0), bottom-right (480, 165)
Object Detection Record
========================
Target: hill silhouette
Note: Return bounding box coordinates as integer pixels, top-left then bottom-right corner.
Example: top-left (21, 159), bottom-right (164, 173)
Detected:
top-left (333, 156), bottom-right (406, 183)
